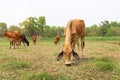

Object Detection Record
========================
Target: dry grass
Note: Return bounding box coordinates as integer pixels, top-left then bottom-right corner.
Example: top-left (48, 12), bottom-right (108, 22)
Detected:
top-left (0, 38), bottom-right (120, 80)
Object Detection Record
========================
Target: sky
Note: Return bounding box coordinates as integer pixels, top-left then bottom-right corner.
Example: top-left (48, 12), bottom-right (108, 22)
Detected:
top-left (0, 0), bottom-right (120, 27)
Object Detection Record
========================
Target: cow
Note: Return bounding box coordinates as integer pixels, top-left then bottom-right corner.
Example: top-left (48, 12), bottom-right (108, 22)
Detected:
top-left (32, 35), bottom-right (37, 45)
top-left (20, 34), bottom-right (29, 46)
top-left (54, 35), bottom-right (60, 44)
top-left (3, 30), bottom-right (21, 49)
top-left (57, 19), bottom-right (85, 66)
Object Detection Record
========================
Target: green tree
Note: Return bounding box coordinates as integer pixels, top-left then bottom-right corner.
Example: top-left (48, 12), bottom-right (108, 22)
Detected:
top-left (37, 16), bottom-right (46, 37)
top-left (9, 25), bottom-right (21, 32)
top-left (20, 17), bottom-right (38, 37)
top-left (99, 20), bottom-right (110, 36)
top-left (111, 27), bottom-right (120, 36)
top-left (0, 22), bottom-right (7, 37)
top-left (89, 25), bottom-right (99, 36)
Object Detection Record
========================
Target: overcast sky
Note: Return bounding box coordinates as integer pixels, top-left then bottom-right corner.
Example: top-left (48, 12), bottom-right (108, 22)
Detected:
top-left (0, 0), bottom-right (120, 27)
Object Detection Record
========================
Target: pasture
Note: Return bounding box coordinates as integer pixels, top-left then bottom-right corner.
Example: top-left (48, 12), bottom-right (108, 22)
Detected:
top-left (0, 37), bottom-right (120, 80)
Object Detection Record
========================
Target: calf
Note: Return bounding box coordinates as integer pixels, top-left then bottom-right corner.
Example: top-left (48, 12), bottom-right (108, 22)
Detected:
top-left (32, 35), bottom-right (37, 45)
top-left (54, 35), bottom-right (60, 44)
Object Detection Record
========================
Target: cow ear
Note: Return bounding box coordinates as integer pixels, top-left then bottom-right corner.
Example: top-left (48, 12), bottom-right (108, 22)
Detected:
top-left (72, 50), bottom-right (80, 60)
top-left (57, 51), bottom-right (64, 61)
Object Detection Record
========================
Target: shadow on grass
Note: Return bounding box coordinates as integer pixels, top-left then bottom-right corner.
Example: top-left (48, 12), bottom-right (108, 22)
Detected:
top-left (72, 57), bottom-right (95, 66)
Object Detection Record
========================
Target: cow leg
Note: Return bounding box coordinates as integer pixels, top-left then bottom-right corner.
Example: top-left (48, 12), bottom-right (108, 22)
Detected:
top-left (71, 37), bottom-right (77, 61)
top-left (77, 39), bottom-right (80, 54)
top-left (13, 42), bottom-right (15, 49)
top-left (81, 38), bottom-right (85, 57)
top-left (9, 41), bottom-right (12, 49)
top-left (16, 41), bottom-right (19, 48)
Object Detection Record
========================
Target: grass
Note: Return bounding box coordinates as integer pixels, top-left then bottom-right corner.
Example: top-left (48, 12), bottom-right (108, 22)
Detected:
top-left (29, 73), bottom-right (71, 80)
top-left (8, 60), bottom-right (31, 69)
top-left (29, 73), bottom-right (53, 80)
top-left (86, 36), bottom-right (120, 41)
top-left (0, 37), bottom-right (120, 80)
top-left (95, 58), bottom-right (115, 72)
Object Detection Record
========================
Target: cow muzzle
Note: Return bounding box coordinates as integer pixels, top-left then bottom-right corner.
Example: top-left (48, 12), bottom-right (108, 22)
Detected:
top-left (65, 61), bottom-right (72, 66)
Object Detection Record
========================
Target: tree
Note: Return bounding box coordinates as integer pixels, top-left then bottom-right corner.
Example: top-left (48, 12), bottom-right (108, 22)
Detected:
top-left (0, 22), bottom-right (7, 37)
top-left (37, 16), bottom-right (46, 37)
top-left (99, 20), bottom-right (110, 36)
top-left (9, 25), bottom-right (21, 32)
top-left (88, 25), bottom-right (100, 36)
top-left (111, 27), bottom-right (120, 36)
top-left (19, 17), bottom-right (38, 37)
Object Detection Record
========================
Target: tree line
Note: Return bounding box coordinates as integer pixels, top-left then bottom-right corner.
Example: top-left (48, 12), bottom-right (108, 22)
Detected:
top-left (0, 16), bottom-right (120, 37)
top-left (86, 20), bottom-right (120, 36)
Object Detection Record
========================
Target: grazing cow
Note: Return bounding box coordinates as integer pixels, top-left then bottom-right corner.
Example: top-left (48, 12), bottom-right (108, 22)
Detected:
top-left (32, 35), bottom-right (37, 45)
top-left (3, 30), bottom-right (21, 49)
top-left (20, 34), bottom-right (29, 46)
top-left (54, 35), bottom-right (60, 44)
top-left (57, 19), bottom-right (85, 66)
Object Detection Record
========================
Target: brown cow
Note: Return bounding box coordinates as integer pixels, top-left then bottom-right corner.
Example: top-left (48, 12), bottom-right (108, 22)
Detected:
top-left (3, 30), bottom-right (21, 49)
top-left (32, 35), bottom-right (37, 45)
top-left (57, 19), bottom-right (85, 66)
top-left (54, 35), bottom-right (60, 44)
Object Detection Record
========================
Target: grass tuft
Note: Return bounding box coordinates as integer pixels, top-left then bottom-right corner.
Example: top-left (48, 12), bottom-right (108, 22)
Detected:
top-left (116, 68), bottom-right (120, 75)
top-left (94, 57), bottom-right (115, 72)
top-left (9, 60), bottom-right (31, 69)
top-left (96, 61), bottom-right (115, 72)
top-left (29, 73), bottom-right (53, 80)
top-left (93, 57), bottom-right (111, 62)
top-left (29, 73), bottom-right (71, 80)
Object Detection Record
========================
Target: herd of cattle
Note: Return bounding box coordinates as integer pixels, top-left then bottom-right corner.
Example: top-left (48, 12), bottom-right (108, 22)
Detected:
top-left (3, 19), bottom-right (85, 66)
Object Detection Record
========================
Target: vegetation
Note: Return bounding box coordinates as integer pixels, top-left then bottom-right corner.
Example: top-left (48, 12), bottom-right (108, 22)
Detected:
top-left (0, 37), bottom-right (120, 80)
top-left (0, 16), bottom-right (120, 79)
top-left (86, 20), bottom-right (120, 36)
top-left (1, 16), bottom-right (120, 38)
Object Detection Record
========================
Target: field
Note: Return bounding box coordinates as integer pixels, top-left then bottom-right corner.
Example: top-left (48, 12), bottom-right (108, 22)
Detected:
top-left (0, 37), bottom-right (120, 80)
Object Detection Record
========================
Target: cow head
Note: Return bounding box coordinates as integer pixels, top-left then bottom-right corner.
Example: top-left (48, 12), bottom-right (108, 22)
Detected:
top-left (26, 41), bottom-right (29, 46)
top-left (57, 44), bottom-right (80, 66)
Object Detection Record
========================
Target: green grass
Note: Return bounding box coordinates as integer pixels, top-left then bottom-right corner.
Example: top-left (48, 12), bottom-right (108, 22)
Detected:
top-left (86, 36), bottom-right (120, 41)
top-left (0, 37), bottom-right (120, 80)
top-left (95, 61), bottom-right (115, 72)
top-left (29, 73), bottom-right (53, 80)
top-left (29, 73), bottom-right (71, 80)
top-left (93, 57), bottom-right (115, 72)
top-left (8, 60), bottom-right (31, 69)
top-left (116, 68), bottom-right (120, 75)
